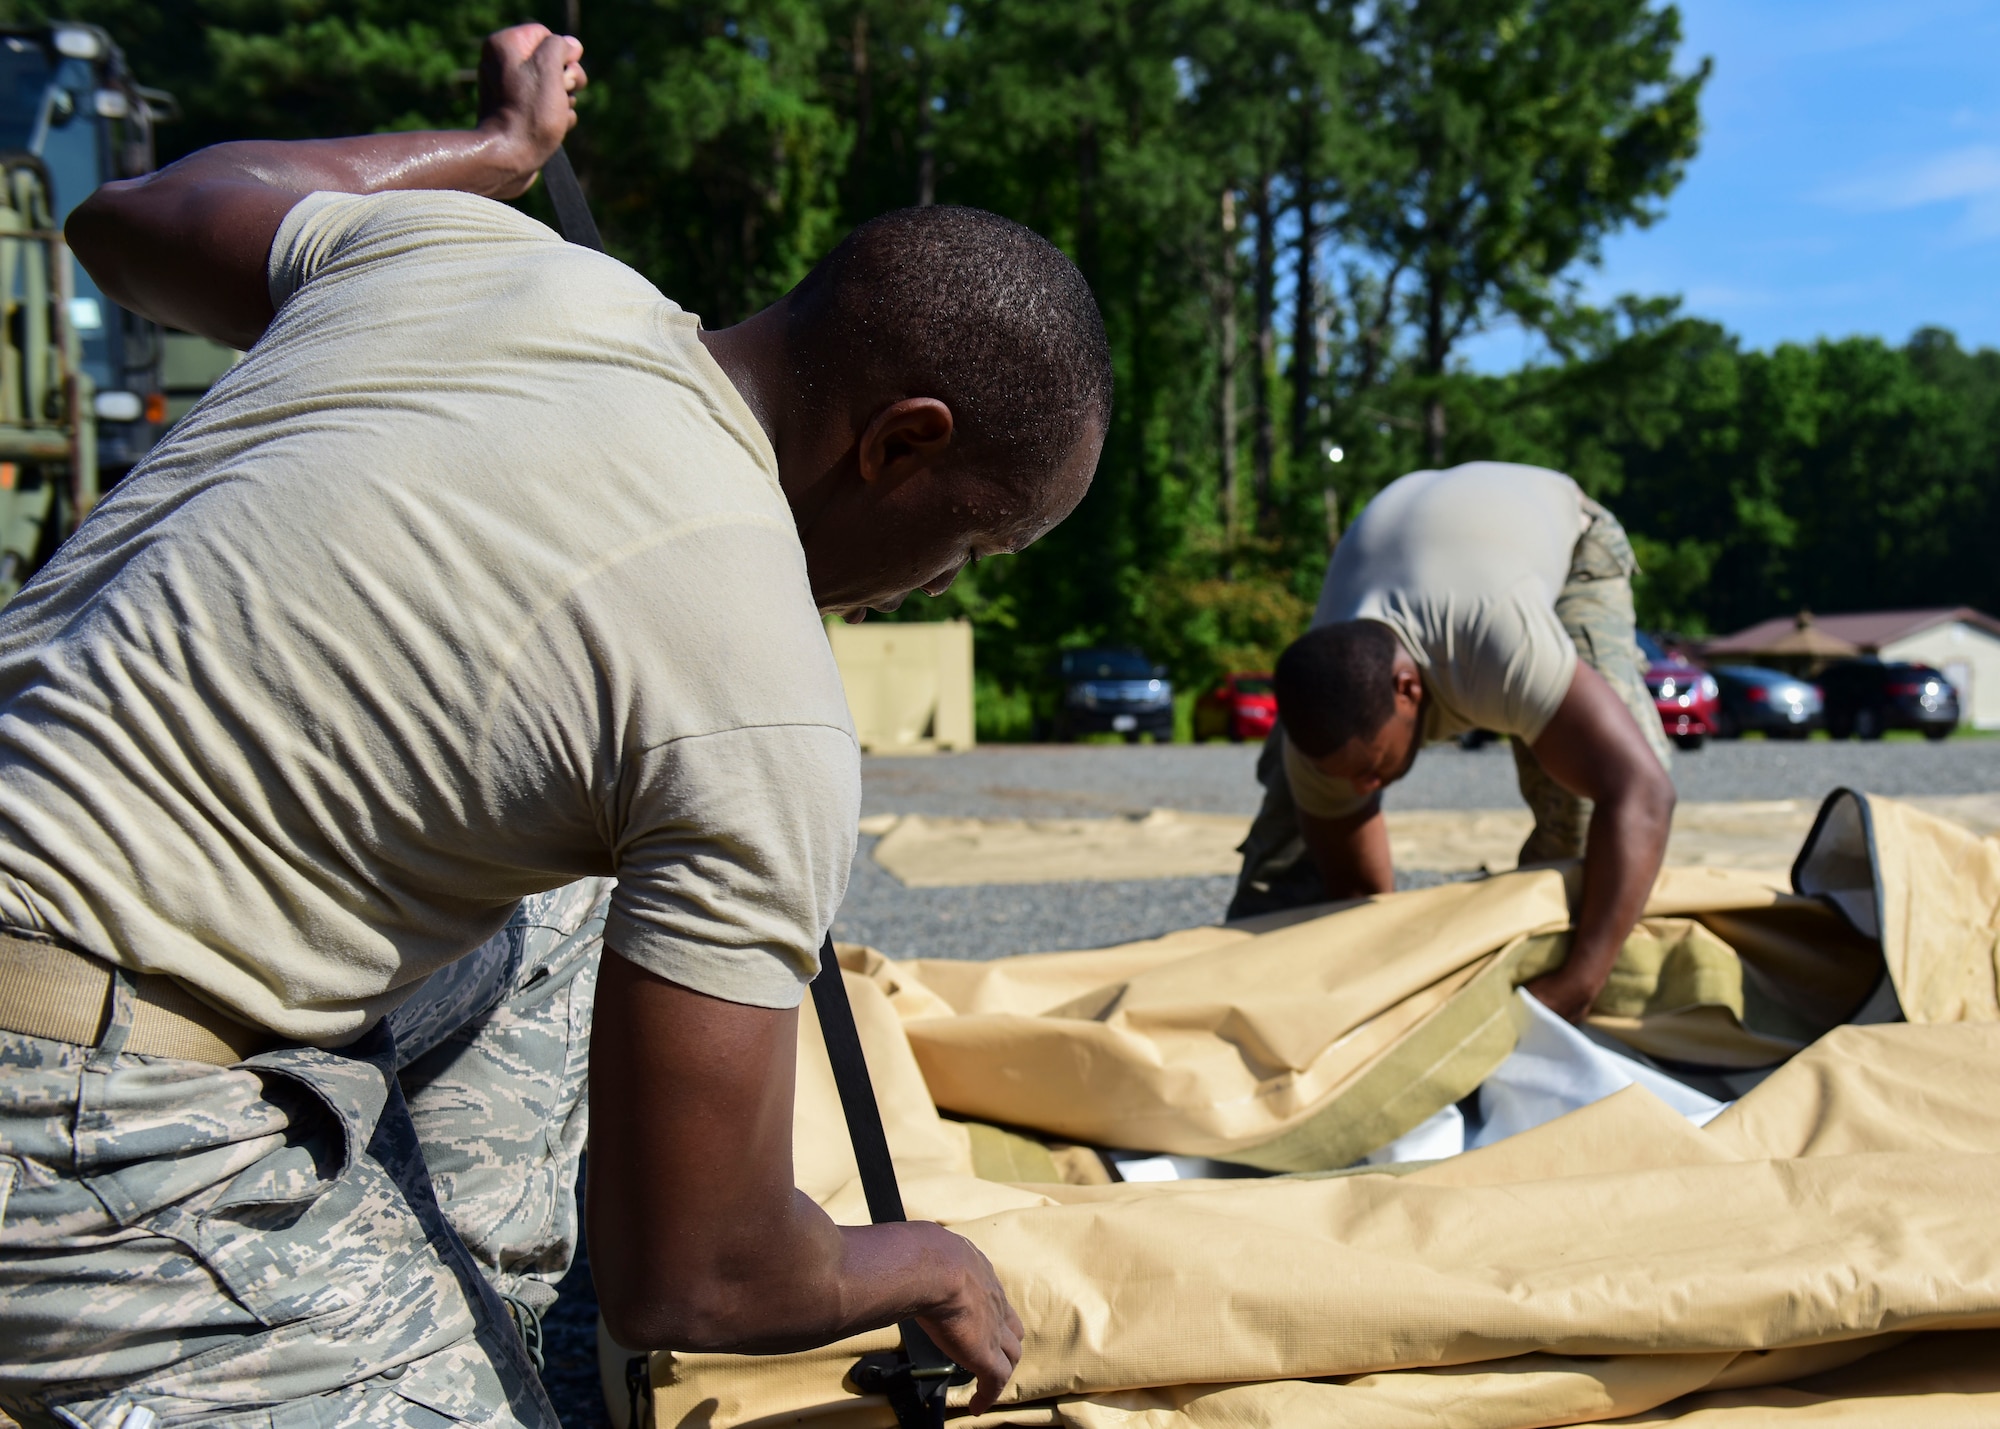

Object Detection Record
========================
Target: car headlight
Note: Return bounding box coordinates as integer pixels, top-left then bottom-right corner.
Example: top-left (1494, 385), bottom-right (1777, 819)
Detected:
top-left (1699, 675), bottom-right (1719, 699)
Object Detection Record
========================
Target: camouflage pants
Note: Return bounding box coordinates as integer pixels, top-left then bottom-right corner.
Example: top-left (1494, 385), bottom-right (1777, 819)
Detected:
top-left (1227, 499), bottom-right (1671, 919)
top-left (0, 878), bottom-right (612, 1429)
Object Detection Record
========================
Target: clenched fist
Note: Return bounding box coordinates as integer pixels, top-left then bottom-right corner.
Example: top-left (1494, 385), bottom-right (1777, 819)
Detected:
top-left (476, 24), bottom-right (587, 198)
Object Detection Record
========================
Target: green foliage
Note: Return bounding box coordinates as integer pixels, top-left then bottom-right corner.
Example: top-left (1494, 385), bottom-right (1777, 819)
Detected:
top-left (582, 1), bottom-right (855, 322)
top-left (1627, 534), bottom-right (1716, 634)
top-left (2, 0), bottom-right (513, 147)
top-left (1342, 0), bottom-right (1707, 458)
top-left (973, 670), bottom-right (1035, 741)
top-left (1420, 315), bottom-right (2000, 638)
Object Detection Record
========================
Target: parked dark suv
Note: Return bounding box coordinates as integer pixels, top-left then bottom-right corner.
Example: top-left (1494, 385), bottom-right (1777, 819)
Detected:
top-left (1820, 659), bottom-right (1959, 741)
top-left (1052, 648), bottom-right (1174, 743)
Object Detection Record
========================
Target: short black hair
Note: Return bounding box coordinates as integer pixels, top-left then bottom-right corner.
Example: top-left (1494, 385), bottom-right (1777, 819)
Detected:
top-left (785, 205), bottom-right (1112, 482)
top-left (1275, 621), bottom-right (1404, 757)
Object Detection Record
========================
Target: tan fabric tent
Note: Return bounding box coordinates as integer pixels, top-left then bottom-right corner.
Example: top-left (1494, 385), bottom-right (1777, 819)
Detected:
top-left (616, 791), bottom-right (2000, 1428)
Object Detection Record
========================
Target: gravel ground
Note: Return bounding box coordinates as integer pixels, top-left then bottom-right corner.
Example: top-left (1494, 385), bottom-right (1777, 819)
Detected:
top-left (860, 735), bottom-right (2000, 816)
top-left (831, 833), bottom-right (1471, 961)
top-left (832, 834), bottom-right (1243, 960)
top-left (547, 734), bottom-right (2000, 1424)
top-left (839, 737), bottom-right (2000, 960)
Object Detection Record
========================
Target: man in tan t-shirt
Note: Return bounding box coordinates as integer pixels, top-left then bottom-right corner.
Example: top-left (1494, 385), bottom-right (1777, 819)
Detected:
top-left (0, 25), bottom-right (1105, 1429)
top-left (1229, 462), bottom-right (1675, 1022)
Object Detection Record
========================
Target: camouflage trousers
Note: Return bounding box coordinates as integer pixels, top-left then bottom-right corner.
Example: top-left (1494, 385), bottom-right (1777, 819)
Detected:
top-left (1228, 499), bottom-right (1672, 919)
top-left (0, 878), bottom-right (612, 1429)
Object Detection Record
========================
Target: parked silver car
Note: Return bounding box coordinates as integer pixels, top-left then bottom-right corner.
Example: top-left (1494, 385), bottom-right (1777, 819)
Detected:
top-left (1712, 665), bottom-right (1822, 740)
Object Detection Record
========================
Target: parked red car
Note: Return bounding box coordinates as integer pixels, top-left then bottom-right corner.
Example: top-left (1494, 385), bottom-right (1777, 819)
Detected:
top-left (1637, 633), bottom-right (1719, 751)
top-left (1194, 672), bottom-right (1278, 742)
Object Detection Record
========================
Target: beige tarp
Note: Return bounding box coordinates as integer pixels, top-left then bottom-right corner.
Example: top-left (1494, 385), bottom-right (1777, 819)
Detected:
top-left (627, 791), bottom-right (2000, 1428)
top-left (864, 791), bottom-right (2000, 885)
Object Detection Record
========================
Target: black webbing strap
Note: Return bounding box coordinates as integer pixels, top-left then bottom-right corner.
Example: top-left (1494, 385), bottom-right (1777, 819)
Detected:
top-left (537, 153), bottom-right (962, 1427)
top-left (541, 146), bottom-right (603, 252)
top-left (811, 936), bottom-right (970, 1428)
top-left (809, 936), bottom-right (911, 1224)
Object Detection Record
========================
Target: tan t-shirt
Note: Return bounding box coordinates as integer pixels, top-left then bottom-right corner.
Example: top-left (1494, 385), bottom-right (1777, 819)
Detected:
top-left (0, 190), bottom-right (859, 1043)
top-left (1287, 461), bottom-right (1585, 819)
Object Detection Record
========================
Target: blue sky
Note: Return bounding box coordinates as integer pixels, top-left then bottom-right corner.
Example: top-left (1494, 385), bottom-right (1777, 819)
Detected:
top-left (1464, 0), bottom-right (2000, 368)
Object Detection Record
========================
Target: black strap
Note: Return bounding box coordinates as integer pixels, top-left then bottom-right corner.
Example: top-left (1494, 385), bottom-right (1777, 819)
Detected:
top-left (812, 936), bottom-right (969, 1428)
top-left (541, 146), bottom-right (603, 252)
top-left (623, 1353), bottom-right (651, 1429)
top-left (810, 935), bottom-right (911, 1223)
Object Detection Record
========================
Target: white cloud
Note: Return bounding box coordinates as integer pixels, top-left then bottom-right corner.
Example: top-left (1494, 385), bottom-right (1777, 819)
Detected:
top-left (1828, 146), bottom-right (2000, 208)
top-left (1819, 145), bottom-right (2000, 242)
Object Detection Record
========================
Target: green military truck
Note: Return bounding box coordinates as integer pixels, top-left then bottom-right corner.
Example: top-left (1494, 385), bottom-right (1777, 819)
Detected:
top-left (0, 21), bottom-right (236, 599)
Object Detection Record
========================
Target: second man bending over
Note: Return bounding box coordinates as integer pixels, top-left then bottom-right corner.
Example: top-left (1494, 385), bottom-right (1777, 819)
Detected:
top-left (1230, 461), bottom-right (1676, 1021)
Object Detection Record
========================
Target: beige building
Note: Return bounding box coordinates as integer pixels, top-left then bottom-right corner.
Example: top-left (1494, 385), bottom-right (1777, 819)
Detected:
top-left (1706, 607), bottom-right (2000, 729)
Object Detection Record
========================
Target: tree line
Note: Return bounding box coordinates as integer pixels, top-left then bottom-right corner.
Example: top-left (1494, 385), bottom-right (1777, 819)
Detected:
top-left (19, 0), bottom-right (1999, 734)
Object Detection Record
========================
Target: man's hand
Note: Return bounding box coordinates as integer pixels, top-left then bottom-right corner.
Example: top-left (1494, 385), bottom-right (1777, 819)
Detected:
top-left (1521, 962), bottom-right (1603, 1023)
top-left (1521, 661), bottom-right (1675, 1021)
top-left (67, 24), bottom-right (585, 348)
top-left (477, 25), bottom-right (586, 198)
top-left (588, 950), bottom-right (1026, 1412)
top-left (901, 1224), bottom-right (1026, 1409)
top-left (1298, 801), bottom-right (1395, 901)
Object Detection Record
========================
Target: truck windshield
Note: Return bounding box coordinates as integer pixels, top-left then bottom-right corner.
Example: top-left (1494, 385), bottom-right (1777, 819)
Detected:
top-left (0, 37), bottom-right (49, 150)
top-left (38, 56), bottom-right (105, 225)
top-left (0, 43), bottom-right (117, 388)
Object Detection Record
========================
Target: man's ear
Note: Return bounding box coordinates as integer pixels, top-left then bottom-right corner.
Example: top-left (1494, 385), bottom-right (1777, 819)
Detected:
top-left (858, 398), bottom-right (954, 488)
top-left (1393, 663), bottom-right (1424, 708)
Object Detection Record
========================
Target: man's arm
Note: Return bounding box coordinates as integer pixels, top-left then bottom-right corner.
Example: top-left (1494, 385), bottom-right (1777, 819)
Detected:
top-left (65, 24), bottom-right (583, 350)
top-left (1298, 800), bottom-right (1395, 900)
top-left (1520, 661), bottom-right (1677, 1021)
top-left (587, 950), bottom-right (1025, 1412)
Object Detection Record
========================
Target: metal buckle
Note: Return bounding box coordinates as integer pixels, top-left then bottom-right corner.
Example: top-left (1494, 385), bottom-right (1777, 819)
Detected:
top-left (850, 1346), bottom-right (973, 1429)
